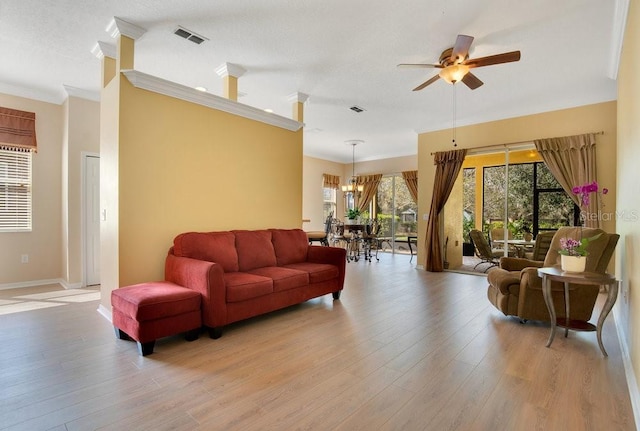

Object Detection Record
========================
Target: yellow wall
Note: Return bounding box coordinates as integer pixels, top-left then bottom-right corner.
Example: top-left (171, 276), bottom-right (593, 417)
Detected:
top-left (417, 101), bottom-right (617, 268)
top-left (616, 0), bottom-right (640, 404)
top-left (117, 78), bottom-right (302, 289)
top-left (100, 36), bottom-right (303, 308)
top-left (0, 93), bottom-right (64, 286)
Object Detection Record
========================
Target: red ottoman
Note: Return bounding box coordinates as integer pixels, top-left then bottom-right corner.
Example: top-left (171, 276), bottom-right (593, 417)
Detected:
top-left (111, 281), bottom-right (202, 356)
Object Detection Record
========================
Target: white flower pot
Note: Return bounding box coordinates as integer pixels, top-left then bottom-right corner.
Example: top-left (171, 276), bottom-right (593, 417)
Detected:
top-left (561, 255), bottom-right (586, 272)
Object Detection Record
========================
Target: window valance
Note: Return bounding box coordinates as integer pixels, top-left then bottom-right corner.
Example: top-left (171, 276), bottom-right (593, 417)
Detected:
top-left (323, 173), bottom-right (340, 189)
top-left (0, 107), bottom-right (37, 153)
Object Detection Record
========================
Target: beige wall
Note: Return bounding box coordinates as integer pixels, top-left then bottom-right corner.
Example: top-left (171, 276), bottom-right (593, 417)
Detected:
top-left (354, 155), bottom-right (417, 177)
top-left (0, 93), bottom-right (64, 286)
top-left (62, 95), bottom-right (100, 287)
top-left (616, 0), bottom-right (640, 403)
top-left (303, 156), bottom-right (343, 231)
top-left (417, 101), bottom-right (617, 267)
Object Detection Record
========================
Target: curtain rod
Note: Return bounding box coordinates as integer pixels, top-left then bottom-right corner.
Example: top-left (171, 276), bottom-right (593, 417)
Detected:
top-left (429, 131), bottom-right (604, 156)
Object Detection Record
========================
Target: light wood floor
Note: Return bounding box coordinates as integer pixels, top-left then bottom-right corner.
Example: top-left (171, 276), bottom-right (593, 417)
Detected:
top-left (0, 254), bottom-right (635, 430)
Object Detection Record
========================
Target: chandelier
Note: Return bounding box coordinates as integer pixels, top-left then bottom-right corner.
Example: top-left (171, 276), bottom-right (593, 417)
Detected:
top-left (341, 140), bottom-right (364, 194)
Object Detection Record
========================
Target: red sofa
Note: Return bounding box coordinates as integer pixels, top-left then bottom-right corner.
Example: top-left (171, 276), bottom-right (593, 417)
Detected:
top-left (165, 228), bottom-right (346, 338)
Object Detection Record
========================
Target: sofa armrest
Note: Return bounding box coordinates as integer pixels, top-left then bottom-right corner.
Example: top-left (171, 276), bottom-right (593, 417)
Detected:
top-left (499, 257), bottom-right (544, 272)
top-left (165, 254), bottom-right (226, 328)
top-left (487, 268), bottom-right (521, 296)
top-left (307, 246), bottom-right (347, 288)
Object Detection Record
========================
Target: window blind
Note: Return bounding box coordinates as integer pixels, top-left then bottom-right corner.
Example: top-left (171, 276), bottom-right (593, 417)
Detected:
top-left (0, 149), bottom-right (32, 231)
top-left (0, 107), bottom-right (37, 152)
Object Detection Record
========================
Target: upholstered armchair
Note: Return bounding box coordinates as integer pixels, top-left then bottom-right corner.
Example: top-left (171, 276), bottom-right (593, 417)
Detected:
top-left (486, 227), bottom-right (619, 322)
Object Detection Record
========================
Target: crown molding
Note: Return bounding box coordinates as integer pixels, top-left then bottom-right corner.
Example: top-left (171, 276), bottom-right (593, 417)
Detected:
top-left (608, 0), bottom-right (630, 79)
top-left (91, 41), bottom-right (117, 60)
top-left (121, 70), bottom-right (303, 132)
top-left (287, 92), bottom-right (309, 104)
top-left (214, 62), bottom-right (246, 78)
top-left (106, 17), bottom-right (147, 40)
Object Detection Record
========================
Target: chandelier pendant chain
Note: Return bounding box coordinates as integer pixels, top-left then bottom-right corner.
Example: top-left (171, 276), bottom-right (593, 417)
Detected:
top-left (452, 83), bottom-right (457, 147)
top-left (352, 142), bottom-right (356, 181)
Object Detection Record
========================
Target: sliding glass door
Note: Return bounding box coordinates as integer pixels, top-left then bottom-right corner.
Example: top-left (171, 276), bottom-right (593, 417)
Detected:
top-left (376, 174), bottom-right (417, 255)
top-left (450, 148), bottom-right (578, 271)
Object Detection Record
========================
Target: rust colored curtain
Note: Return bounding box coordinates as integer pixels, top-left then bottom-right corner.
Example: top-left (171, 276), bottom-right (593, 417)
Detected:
top-left (323, 173), bottom-right (340, 189)
top-left (356, 174), bottom-right (382, 212)
top-left (402, 170), bottom-right (418, 203)
top-left (534, 134), bottom-right (599, 228)
top-left (0, 107), bottom-right (37, 152)
top-left (425, 149), bottom-right (467, 272)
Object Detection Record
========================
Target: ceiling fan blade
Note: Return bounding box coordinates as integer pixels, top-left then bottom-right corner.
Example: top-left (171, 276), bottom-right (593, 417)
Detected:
top-left (461, 72), bottom-right (483, 90)
top-left (465, 50), bottom-right (521, 68)
top-left (412, 74), bottom-right (440, 91)
top-left (397, 63), bottom-right (444, 69)
top-left (451, 35), bottom-right (474, 63)
top-left (397, 63), bottom-right (443, 69)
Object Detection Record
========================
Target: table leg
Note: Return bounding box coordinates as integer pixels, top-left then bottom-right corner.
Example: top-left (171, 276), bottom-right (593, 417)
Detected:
top-left (597, 281), bottom-right (619, 357)
top-left (564, 281), bottom-right (570, 338)
top-left (542, 275), bottom-right (557, 347)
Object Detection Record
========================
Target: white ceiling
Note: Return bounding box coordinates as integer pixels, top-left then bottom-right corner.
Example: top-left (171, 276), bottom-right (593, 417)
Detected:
top-left (0, 0), bottom-right (622, 163)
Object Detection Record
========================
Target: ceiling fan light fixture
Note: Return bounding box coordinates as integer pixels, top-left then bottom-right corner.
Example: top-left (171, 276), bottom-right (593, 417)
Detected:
top-left (439, 64), bottom-right (470, 84)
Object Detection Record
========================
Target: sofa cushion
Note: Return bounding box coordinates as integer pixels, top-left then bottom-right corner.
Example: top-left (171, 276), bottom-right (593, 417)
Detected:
top-left (173, 231), bottom-right (239, 272)
top-left (270, 229), bottom-right (309, 266)
top-left (233, 230), bottom-right (277, 271)
top-left (224, 272), bottom-right (274, 302)
top-left (282, 262), bottom-right (339, 284)
top-left (248, 266), bottom-right (309, 292)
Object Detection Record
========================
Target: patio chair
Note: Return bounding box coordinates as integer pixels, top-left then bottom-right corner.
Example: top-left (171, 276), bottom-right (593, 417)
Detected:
top-left (469, 229), bottom-right (503, 272)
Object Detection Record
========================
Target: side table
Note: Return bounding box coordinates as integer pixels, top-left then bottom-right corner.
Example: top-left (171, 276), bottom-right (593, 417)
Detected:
top-left (537, 266), bottom-right (618, 356)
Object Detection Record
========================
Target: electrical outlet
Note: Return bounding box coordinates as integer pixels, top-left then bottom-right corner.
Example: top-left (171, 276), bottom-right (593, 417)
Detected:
top-left (21, 254), bottom-right (28, 264)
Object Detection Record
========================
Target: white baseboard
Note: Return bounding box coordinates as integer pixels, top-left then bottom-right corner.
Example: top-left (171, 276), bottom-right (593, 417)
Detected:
top-left (97, 303), bottom-right (112, 323)
top-left (59, 280), bottom-right (83, 289)
top-left (0, 278), bottom-right (85, 291)
top-left (0, 278), bottom-right (64, 291)
top-left (614, 307), bottom-right (640, 429)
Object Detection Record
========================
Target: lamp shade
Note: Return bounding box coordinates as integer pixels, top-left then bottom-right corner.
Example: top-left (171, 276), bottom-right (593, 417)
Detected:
top-left (439, 64), bottom-right (470, 84)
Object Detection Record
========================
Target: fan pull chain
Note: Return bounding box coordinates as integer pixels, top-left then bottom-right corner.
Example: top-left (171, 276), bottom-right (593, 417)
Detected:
top-left (452, 84), bottom-right (457, 147)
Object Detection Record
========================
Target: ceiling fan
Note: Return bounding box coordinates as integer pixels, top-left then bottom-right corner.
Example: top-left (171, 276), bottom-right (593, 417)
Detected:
top-left (398, 34), bottom-right (521, 91)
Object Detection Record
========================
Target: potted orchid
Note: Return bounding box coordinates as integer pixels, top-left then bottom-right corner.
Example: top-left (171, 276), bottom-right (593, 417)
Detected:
top-left (558, 233), bottom-right (602, 272)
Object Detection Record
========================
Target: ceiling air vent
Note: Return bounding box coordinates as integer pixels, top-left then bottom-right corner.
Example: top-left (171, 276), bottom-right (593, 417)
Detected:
top-left (350, 105), bottom-right (365, 113)
top-left (174, 26), bottom-right (208, 45)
